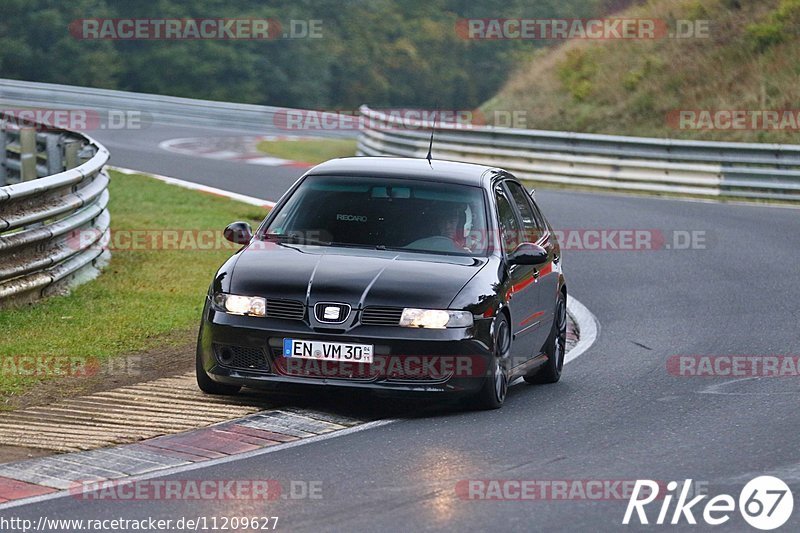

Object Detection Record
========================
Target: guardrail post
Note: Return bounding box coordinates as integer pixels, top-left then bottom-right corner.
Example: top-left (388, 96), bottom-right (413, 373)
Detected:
top-left (64, 141), bottom-right (80, 170)
top-left (19, 127), bottom-right (37, 181)
top-left (0, 127), bottom-right (6, 186)
top-left (45, 134), bottom-right (63, 175)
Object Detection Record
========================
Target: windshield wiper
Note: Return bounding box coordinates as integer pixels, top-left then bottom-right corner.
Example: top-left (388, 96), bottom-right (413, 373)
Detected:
top-left (325, 241), bottom-right (389, 250)
top-left (264, 233), bottom-right (332, 246)
top-left (264, 234), bottom-right (406, 252)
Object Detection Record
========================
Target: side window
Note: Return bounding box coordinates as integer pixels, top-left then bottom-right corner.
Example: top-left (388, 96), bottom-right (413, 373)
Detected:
top-left (506, 181), bottom-right (544, 243)
top-left (529, 200), bottom-right (549, 235)
top-left (494, 185), bottom-right (521, 254)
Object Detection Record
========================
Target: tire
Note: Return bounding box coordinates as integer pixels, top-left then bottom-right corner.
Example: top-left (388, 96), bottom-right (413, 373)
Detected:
top-left (524, 291), bottom-right (566, 385)
top-left (196, 337), bottom-right (241, 395)
top-left (470, 314), bottom-right (511, 410)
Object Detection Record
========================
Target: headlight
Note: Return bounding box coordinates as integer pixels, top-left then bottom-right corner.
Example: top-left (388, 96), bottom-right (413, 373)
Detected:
top-left (399, 308), bottom-right (473, 329)
top-left (212, 293), bottom-right (266, 317)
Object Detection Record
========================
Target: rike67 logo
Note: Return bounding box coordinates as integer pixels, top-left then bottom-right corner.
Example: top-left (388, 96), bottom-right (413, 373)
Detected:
top-left (624, 477), bottom-right (794, 530)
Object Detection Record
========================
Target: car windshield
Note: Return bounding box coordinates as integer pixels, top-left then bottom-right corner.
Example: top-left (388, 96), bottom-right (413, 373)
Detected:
top-left (262, 175), bottom-right (489, 256)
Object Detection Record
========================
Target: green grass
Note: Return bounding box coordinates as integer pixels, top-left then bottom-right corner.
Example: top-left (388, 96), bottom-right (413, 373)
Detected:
top-left (257, 138), bottom-right (357, 164)
top-left (0, 171), bottom-right (266, 397)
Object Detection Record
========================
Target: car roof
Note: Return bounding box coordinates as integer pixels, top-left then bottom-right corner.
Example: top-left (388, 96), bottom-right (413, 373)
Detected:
top-left (304, 157), bottom-right (504, 187)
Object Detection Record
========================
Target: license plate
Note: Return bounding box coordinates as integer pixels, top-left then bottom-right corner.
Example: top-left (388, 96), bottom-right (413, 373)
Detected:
top-left (283, 339), bottom-right (374, 363)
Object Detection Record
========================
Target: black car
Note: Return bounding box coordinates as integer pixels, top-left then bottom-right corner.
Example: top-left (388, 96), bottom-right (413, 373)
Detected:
top-left (196, 157), bottom-right (566, 409)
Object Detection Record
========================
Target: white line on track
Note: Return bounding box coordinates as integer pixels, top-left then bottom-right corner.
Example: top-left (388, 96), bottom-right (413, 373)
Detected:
top-left (109, 166), bottom-right (276, 208)
top-left (565, 296), bottom-right (600, 365)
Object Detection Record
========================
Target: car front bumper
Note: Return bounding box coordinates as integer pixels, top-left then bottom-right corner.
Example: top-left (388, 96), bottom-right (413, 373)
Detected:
top-left (197, 301), bottom-right (494, 396)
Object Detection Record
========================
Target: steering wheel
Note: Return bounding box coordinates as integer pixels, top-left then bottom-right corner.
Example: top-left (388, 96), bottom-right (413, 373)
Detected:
top-left (406, 235), bottom-right (464, 253)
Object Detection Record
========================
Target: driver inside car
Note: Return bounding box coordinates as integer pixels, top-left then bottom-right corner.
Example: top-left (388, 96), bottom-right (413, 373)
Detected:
top-left (406, 203), bottom-right (469, 253)
top-left (436, 203), bottom-right (468, 248)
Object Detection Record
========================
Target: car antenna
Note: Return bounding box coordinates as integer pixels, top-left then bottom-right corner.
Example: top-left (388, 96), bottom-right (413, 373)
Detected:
top-left (425, 105), bottom-right (438, 166)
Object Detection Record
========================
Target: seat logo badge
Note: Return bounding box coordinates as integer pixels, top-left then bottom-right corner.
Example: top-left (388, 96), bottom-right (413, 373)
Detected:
top-left (315, 302), bottom-right (351, 323)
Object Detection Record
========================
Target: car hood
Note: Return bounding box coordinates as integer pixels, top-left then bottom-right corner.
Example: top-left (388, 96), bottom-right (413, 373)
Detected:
top-left (226, 242), bottom-right (488, 309)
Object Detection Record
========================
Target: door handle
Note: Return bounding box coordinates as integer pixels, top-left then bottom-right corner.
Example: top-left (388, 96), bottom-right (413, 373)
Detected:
top-left (533, 269), bottom-right (540, 281)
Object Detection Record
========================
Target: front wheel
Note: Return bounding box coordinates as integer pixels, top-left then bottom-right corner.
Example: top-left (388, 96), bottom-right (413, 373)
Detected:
top-left (471, 314), bottom-right (511, 410)
top-left (524, 292), bottom-right (566, 384)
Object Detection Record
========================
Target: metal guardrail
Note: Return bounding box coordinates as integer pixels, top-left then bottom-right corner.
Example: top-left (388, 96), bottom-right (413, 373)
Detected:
top-left (0, 78), bottom-right (355, 138)
top-left (0, 114), bottom-right (111, 307)
top-left (357, 106), bottom-right (800, 202)
top-left (4, 81), bottom-right (797, 201)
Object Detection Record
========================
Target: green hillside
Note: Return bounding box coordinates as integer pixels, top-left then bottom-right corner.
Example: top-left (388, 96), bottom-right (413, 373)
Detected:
top-left (482, 0), bottom-right (800, 143)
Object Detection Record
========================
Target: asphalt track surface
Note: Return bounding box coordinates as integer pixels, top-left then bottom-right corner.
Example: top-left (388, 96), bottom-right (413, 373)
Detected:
top-left (4, 124), bottom-right (800, 531)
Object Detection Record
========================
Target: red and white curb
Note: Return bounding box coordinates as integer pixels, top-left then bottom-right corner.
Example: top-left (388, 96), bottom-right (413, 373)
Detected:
top-left (158, 135), bottom-right (315, 168)
top-left (0, 411), bottom-right (383, 507)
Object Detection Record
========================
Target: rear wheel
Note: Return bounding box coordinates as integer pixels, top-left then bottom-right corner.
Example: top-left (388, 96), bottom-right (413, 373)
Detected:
top-left (196, 337), bottom-right (241, 395)
top-left (471, 314), bottom-right (511, 410)
top-left (524, 292), bottom-right (566, 384)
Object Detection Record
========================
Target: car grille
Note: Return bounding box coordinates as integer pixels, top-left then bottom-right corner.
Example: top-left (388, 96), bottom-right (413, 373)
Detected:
top-left (361, 306), bottom-right (404, 326)
top-left (214, 344), bottom-right (270, 372)
top-left (266, 298), bottom-right (305, 321)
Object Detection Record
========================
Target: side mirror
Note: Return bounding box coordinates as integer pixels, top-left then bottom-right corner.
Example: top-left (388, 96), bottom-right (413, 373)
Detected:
top-left (223, 221), bottom-right (253, 244)
top-left (508, 243), bottom-right (548, 266)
